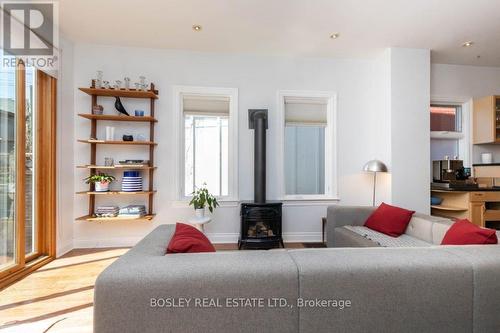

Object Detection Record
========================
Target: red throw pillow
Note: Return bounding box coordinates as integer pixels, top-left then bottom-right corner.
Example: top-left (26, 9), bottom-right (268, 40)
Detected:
top-left (166, 223), bottom-right (216, 254)
top-left (441, 220), bottom-right (498, 245)
top-left (364, 203), bottom-right (415, 237)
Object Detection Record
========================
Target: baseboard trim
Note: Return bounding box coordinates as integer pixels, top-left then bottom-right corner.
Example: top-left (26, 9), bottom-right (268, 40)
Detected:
top-left (73, 232), bottom-right (323, 248)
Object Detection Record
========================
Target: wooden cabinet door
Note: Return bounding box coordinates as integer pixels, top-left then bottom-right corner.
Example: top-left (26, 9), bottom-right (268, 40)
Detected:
top-left (473, 96), bottom-right (496, 144)
top-left (469, 202), bottom-right (485, 227)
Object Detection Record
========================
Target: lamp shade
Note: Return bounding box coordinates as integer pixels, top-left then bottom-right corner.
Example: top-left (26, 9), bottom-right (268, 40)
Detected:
top-left (363, 160), bottom-right (388, 173)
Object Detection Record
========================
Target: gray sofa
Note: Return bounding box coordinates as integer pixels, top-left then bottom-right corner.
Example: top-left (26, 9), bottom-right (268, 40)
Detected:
top-left (326, 205), bottom-right (500, 248)
top-left (95, 220), bottom-right (500, 333)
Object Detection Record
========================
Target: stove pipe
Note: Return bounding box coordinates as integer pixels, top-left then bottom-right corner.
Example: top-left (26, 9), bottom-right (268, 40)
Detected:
top-left (249, 109), bottom-right (268, 203)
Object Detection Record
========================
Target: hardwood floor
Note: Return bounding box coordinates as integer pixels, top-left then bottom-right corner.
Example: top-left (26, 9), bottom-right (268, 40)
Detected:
top-left (0, 243), bottom-right (322, 332)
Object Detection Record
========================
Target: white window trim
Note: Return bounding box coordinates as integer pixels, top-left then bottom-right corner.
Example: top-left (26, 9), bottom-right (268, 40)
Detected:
top-left (276, 90), bottom-right (339, 201)
top-left (173, 86), bottom-right (239, 202)
top-left (430, 96), bottom-right (472, 167)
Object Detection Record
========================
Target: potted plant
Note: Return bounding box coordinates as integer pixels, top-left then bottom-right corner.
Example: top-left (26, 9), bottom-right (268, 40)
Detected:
top-left (189, 184), bottom-right (219, 218)
top-left (84, 172), bottom-right (116, 192)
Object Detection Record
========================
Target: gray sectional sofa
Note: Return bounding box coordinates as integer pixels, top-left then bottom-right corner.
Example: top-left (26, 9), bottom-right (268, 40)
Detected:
top-left (95, 207), bottom-right (500, 333)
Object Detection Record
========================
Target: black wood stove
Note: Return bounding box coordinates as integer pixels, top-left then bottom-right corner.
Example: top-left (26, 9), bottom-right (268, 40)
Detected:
top-left (239, 110), bottom-right (283, 250)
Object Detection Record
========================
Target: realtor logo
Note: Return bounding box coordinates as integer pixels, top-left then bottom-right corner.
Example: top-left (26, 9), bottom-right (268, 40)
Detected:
top-left (1, 1), bottom-right (59, 70)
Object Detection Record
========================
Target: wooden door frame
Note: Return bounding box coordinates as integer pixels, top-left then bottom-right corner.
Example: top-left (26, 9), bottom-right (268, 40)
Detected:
top-left (0, 65), bottom-right (56, 289)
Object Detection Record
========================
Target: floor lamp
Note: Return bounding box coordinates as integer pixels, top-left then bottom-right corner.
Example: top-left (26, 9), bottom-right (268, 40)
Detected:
top-left (363, 160), bottom-right (388, 206)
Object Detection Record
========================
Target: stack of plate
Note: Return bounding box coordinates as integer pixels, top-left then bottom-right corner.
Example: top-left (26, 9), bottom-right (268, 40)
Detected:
top-left (121, 171), bottom-right (143, 192)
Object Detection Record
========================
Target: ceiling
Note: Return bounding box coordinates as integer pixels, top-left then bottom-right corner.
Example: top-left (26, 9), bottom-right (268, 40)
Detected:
top-left (59, 0), bottom-right (500, 67)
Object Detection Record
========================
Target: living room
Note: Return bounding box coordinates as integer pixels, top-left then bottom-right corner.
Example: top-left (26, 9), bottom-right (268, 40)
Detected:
top-left (1, 0), bottom-right (500, 332)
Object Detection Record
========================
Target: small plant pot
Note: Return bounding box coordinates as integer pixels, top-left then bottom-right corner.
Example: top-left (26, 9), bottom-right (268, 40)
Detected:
top-left (195, 208), bottom-right (205, 219)
top-left (94, 181), bottom-right (110, 192)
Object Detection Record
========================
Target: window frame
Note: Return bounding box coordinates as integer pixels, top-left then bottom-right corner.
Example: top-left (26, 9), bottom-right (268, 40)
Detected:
top-left (173, 86), bottom-right (239, 202)
top-left (277, 90), bottom-right (338, 201)
top-left (430, 97), bottom-right (472, 167)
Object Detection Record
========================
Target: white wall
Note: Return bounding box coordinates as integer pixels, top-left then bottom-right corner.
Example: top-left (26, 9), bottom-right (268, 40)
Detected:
top-left (431, 64), bottom-right (500, 164)
top-left (70, 44), bottom-right (393, 247)
top-left (389, 48), bottom-right (431, 214)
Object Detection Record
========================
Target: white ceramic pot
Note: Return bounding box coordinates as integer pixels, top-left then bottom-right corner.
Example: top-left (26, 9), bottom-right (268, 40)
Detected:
top-left (94, 181), bottom-right (110, 192)
top-left (195, 208), bottom-right (205, 219)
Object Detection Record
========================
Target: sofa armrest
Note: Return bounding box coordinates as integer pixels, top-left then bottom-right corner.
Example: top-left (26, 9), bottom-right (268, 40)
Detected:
top-left (326, 205), bottom-right (376, 247)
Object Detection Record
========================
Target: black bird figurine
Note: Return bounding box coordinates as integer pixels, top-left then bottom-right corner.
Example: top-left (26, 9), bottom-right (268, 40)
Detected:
top-left (114, 96), bottom-right (130, 116)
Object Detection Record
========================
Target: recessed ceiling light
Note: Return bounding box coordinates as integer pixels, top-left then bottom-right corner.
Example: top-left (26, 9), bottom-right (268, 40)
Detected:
top-left (462, 41), bottom-right (473, 47)
top-left (330, 33), bottom-right (340, 39)
top-left (192, 25), bottom-right (202, 32)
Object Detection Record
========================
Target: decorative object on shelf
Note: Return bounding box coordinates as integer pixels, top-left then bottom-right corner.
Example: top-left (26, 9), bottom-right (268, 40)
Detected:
top-left (124, 77), bottom-right (131, 90)
top-left (363, 159), bottom-right (388, 206)
top-left (103, 80), bottom-right (110, 89)
top-left (114, 96), bottom-right (130, 116)
top-left (95, 205), bottom-right (119, 218)
top-left (430, 196), bottom-right (443, 206)
top-left (189, 183), bottom-right (219, 218)
top-left (84, 172), bottom-right (116, 192)
top-left (121, 171), bottom-right (143, 192)
top-left (118, 159), bottom-right (149, 165)
top-left (481, 153), bottom-right (493, 164)
top-left (139, 76), bottom-right (146, 90)
top-left (118, 205), bottom-right (146, 218)
top-left (134, 110), bottom-right (145, 117)
top-left (136, 134), bottom-right (146, 142)
top-left (115, 80), bottom-right (122, 89)
top-left (105, 126), bottom-right (115, 141)
top-left (104, 157), bottom-right (114, 166)
top-left (92, 104), bottom-right (103, 115)
top-left (134, 82), bottom-right (141, 90)
top-left (122, 134), bottom-right (133, 141)
top-left (95, 70), bottom-right (103, 88)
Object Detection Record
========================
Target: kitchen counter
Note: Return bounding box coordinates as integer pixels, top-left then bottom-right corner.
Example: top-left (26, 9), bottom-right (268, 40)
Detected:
top-left (472, 163), bottom-right (500, 166)
top-left (431, 186), bottom-right (500, 192)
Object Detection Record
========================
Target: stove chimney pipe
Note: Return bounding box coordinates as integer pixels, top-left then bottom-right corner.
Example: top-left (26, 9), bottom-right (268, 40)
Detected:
top-left (249, 109), bottom-right (268, 204)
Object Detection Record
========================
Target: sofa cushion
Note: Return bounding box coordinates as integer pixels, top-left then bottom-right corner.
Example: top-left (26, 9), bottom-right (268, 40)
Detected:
top-left (364, 203), bottom-right (415, 237)
top-left (343, 226), bottom-right (432, 247)
top-left (334, 227), bottom-right (382, 247)
top-left (288, 247), bottom-right (473, 333)
top-left (166, 223), bottom-right (216, 254)
top-left (432, 219), bottom-right (454, 244)
top-left (405, 216), bottom-right (434, 243)
top-left (441, 220), bottom-right (498, 245)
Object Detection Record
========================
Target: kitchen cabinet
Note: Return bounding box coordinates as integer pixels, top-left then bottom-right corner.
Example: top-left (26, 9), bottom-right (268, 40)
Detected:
top-left (473, 95), bottom-right (500, 144)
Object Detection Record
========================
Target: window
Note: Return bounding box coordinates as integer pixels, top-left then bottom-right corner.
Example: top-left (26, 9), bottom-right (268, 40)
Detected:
top-left (430, 104), bottom-right (465, 161)
top-left (184, 114), bottom-right (229, 196)
top-left (175, 87), bottom-right (238, 200)
top-left (278, 91), bottom-right (337, 200)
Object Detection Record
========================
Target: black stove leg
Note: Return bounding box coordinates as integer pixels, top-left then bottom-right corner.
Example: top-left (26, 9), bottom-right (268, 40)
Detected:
top-left (280, 239), bottom-right (285, 248)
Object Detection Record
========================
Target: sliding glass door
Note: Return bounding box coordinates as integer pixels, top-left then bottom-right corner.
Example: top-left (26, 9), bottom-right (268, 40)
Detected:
top-left (0, 55), bottom-right (17, 272)
top-left (0, 58), bottom-right (56, 286)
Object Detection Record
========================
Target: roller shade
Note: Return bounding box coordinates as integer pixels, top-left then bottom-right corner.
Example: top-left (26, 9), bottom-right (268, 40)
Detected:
top-left (285, 97), bottom-right (327, 125)
top-left (183, 95), bottom-right (229, 116)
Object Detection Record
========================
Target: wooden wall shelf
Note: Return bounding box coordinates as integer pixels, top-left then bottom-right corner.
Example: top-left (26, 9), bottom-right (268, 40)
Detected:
top-left (79, 87), bottom-right (158, 99)
top-left (76, 190), bottom-right (156, 195)
top-left (77, 165), bottom-right (156, 170)
top-left (78, 114), bottom-right (157, 122)
top-left (76, 214), bottom-right (156, 222)
top-left (430, 205), bottom-right (468, 212)
top-left (77, 81), bottom-right (158, 221)
top-left (77, 139), bottom-right (157, 146)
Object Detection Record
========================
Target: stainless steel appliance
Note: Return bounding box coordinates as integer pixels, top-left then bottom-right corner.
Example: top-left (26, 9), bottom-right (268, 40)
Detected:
top-left (433, 159), bottom-right (464, 182)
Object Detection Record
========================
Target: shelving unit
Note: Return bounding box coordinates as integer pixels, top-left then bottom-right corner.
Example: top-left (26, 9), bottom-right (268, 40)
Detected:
top-left (77, 80), bottom-right (158, 222)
